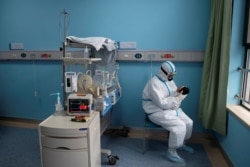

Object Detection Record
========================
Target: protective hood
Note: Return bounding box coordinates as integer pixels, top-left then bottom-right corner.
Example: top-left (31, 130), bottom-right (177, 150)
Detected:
top-left (157, 68), bottom-right (168, 81)
top-left (156, 61), bottom-right (176, 81)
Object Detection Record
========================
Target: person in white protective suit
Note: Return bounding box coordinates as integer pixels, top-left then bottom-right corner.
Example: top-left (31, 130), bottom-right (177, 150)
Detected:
top-left (142, 61), bottom-right (194, 165)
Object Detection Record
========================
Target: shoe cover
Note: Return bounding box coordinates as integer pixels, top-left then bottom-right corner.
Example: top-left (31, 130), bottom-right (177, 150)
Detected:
top-left (166, 149), bottom-right (186, 164)
top-left (178, 145), bottom-right (195, 154)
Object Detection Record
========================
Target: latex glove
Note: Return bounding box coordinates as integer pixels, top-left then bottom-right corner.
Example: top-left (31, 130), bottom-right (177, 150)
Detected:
top-left (180, 86), bottom-right (190, 95)
top-left (171, 103), bottom-right (180, 110)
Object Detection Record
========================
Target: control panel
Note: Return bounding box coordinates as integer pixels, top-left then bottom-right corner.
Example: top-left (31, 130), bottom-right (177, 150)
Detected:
top-left (116, 50), bottom-right (204, 62)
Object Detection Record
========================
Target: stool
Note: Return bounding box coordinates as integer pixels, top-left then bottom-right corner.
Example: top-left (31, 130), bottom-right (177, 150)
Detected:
top-left (142, 114), bottom-right (164, 154)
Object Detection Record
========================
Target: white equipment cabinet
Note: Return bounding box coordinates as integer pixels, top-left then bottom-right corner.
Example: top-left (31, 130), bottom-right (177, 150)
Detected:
top-left (39, 112), bottom-right (101, 167)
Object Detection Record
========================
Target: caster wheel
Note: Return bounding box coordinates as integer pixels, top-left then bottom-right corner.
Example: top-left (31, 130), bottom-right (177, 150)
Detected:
top-left (108, 155), bottom-right (119, 165)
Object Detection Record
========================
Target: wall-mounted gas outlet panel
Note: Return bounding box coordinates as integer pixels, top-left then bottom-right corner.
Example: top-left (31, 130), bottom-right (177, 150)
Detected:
top-left (0, 51), bottom-right (62, 61)
top-left (116, 50), bottom-right (204, 62)
top-left (0, 50), bottom-right (204, 62)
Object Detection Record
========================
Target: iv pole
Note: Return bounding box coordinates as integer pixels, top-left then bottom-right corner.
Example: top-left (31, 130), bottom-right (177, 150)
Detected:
top-left (61, 9), bottom-right (70, 109)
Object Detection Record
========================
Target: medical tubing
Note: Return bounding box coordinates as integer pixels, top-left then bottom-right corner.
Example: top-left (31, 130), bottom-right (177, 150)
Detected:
top-left (32, 59), bottom-right (37, 96)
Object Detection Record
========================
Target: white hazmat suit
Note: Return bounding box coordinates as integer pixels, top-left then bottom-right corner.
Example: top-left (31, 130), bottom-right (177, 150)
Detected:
top-left (142, 61), bottom-right (193, 164)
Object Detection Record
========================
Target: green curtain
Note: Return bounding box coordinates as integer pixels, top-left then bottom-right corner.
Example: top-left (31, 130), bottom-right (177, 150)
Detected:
top-left (198, 0), bottom-right (232, 135)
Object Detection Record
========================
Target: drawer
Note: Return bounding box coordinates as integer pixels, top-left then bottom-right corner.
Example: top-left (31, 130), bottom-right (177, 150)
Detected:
top-left (41, 135), bottom-right (88, 149)
top-left (42, 147), bottom-right (88, 167)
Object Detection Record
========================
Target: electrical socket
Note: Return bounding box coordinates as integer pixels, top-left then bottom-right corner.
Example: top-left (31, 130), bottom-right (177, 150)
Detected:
top-left (10, 43), bottom-right (24, 50)
top-left (66, 52), bottom-right (71, 57)
top-left (148, 54), bottom-right (156, 60)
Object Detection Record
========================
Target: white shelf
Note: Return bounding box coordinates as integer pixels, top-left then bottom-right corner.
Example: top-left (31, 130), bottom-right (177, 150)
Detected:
top-left (62, 57), bottom-right (102, 65)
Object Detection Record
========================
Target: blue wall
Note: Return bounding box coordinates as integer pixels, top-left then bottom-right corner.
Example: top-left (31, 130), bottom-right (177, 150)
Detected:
top-left (0, 61), bottom-right (62, 119)
top-left (1, 0), bottom-right (210, 50)
top-left (0, 0), bottom-right (210, 133)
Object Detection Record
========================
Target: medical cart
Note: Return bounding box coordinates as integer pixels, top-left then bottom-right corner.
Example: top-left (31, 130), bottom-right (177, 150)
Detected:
top-left (39, 111), bottom-right (100, 167)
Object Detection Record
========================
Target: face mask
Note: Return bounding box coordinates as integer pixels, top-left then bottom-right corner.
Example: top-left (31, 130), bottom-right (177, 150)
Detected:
top-left (161, 66), bottom-right (175, 81)
top-left (167, 73), bottom-right (174, 81)
top-left (168, 76), bottom-right (173, 81)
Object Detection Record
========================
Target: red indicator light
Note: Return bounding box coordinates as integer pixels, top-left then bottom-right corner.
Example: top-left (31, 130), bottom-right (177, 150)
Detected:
top-left (79, 105), bottom-right (87, 110)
